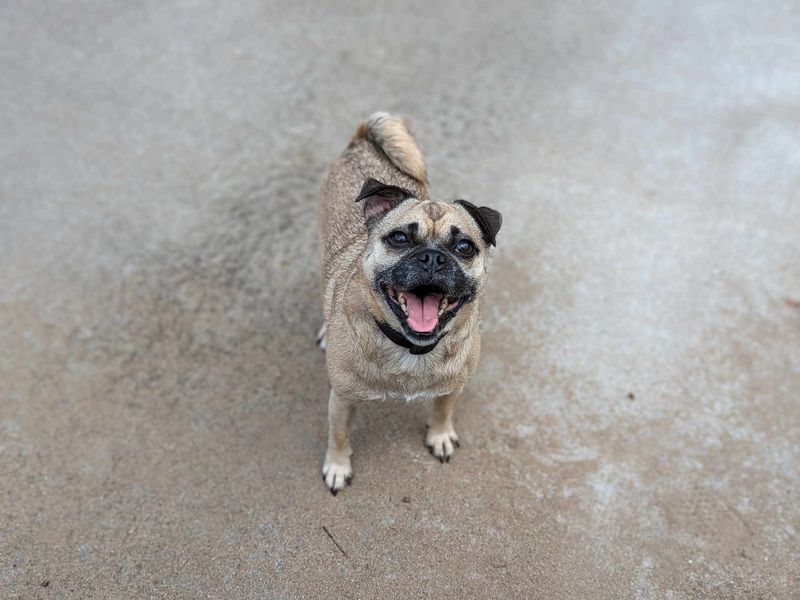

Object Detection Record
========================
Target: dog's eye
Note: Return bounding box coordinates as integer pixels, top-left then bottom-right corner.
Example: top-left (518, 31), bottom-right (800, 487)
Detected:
top-left (386, 230), bottom-right (410, 248)
top-left (454, 239), bottom-right (476, 258)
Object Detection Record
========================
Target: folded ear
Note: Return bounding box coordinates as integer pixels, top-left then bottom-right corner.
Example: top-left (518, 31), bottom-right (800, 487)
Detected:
top-left (355, 179), bottom-right (415, 228)
top-left (454, 200), bottom-right (502, 246)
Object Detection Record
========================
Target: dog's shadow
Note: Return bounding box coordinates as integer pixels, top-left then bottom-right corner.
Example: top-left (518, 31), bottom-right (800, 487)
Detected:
top-left (105, 157), bottom-right (476, 493)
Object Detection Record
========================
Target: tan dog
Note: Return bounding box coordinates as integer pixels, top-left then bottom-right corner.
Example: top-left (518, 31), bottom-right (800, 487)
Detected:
top-left (317, 113), bottom-right (502, 494)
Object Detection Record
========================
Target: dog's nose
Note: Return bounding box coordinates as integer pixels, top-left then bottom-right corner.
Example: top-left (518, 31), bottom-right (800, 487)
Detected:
top-left (417, 249), bottom-right (447, 272)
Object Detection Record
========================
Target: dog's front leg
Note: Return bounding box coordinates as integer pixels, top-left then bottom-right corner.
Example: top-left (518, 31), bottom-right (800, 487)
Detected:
top-left (322, 390), bottom-right (356, 494)
top-left (425, 390), bottom-right (461, 463)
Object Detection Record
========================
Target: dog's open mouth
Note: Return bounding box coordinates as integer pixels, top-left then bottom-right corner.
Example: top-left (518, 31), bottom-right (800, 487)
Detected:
top-left (384, 284), bottom-right (465, 335)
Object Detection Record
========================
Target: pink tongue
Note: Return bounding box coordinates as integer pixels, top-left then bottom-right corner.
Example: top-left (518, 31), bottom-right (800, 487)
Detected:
top-left (405, 293), bottom-right (442, 333)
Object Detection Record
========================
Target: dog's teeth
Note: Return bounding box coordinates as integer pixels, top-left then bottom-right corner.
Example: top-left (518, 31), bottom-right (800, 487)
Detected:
top-left (438, 296), bottom-right (448, 316)
top-left (398, 292), bottom-right (407, 314)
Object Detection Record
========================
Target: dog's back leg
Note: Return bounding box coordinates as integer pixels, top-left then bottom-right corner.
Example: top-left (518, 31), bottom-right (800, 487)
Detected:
top-left (316, 322), bottom-right (326, 351)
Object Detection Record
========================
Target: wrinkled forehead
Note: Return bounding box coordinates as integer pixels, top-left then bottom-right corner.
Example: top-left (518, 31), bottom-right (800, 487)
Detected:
top-left (383, 200), bottom-right (483, 241)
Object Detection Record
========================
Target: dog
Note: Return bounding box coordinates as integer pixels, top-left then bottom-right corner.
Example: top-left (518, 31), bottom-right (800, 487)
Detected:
top-left (317, 112), bottom-right (502, 494)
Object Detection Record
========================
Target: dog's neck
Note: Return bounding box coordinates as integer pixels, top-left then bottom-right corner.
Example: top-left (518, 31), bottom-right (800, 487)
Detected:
top-left (374, 319), bottom-right (444, 355)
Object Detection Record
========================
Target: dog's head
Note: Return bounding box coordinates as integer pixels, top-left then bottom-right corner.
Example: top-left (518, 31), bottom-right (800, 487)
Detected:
top-left (356, 178), bottom-right (502, 344)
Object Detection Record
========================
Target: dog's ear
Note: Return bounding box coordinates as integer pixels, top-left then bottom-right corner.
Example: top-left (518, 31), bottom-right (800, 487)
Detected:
top-left (454, 200), bottom-right (502, 246)
top-left (355, 179), bottom-right (414, 228)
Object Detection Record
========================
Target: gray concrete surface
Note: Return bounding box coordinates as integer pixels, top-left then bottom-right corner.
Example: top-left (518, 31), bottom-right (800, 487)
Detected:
top-left (1, 0), bottom-right (799, 598)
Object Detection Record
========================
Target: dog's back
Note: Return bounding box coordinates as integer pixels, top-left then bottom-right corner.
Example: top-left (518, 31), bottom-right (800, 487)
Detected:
top-left (318, 113), bottom-right (430, 282)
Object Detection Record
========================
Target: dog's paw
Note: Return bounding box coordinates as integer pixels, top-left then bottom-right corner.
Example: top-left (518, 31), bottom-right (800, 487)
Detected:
top-left (425, 428), bottom-right (460, 463)
top-left (322, 454), bottom-right (352, 495)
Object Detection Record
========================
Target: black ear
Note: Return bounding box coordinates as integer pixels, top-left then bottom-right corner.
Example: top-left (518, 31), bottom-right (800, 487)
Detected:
top-left (454, 200), bottom-right (503, 246)
top-left (355, 179), bottom-right (414, 228)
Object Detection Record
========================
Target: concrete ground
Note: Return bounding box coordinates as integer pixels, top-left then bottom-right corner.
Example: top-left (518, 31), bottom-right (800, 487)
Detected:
top-left (1, 0), bottom-right (799, 598)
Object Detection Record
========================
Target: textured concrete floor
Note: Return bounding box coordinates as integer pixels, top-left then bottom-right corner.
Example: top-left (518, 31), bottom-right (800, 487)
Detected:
top-left (1, 1), bottom-right (799, 598)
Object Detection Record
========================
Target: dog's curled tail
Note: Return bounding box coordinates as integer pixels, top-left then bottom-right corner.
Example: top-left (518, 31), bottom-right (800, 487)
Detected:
top-left (352, 112), bottom-right (428, 185)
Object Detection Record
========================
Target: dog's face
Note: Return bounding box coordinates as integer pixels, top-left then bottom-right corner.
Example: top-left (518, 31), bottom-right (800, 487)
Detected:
top-left (356, 179), bottom-right (502, 342)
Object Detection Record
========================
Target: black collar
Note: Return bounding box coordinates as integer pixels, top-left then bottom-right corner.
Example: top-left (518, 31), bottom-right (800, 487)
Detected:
top-left (375, 320), bottom-right (444, 355)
